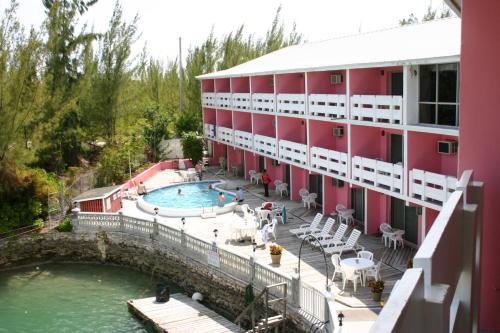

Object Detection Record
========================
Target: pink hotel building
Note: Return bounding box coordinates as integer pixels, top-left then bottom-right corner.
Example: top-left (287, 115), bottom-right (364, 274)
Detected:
top-left (200, 19), bottom-right (460, 247)
top-left (199, 3), bottom-right (500, 330)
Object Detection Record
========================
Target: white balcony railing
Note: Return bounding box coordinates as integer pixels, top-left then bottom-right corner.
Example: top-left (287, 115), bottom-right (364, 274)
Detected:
top-left (277, 94), bottom-right (306, 116)
top-left (310, 146), bottom-right (348, 177)
top-left (202, 92), bottom-right (216, 108)
top-left (351, 95), bottom-right (403, 124)
top-left (253, 134), bottom-right (277, 158)
top-left (233, 130), bottom-right (253, 150)
top-left (372, 170), bottom-right (480, 333)
top-left (309, 94), bottom-right (347, 119)
top-left (215, 93), bottom-right (232, 109)
top-left (352, 156), bottom-right (403, 194)
top-left (279, 139), bottom-right (308, 166)
top-left (409, 169), bottom-right (458, 206)
top-left (252, 93), bottom-right (275, 113)
top-left (203, 123), bottom-right (216, 139)
top-left (231, 93), bottom-right (251, 111)
top-left (216, 126), bottom-right (234, 145)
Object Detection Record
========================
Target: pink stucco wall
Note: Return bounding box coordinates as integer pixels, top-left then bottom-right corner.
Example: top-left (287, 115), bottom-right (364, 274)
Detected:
top-left (216, 109), bottom-right (232, 128)
top-left (253, 113), bottom-right (275, 137)
top-left (350, 66), bottom-right (402, 95)
top-left (202, 79), bottom-right (214, 92)
top-left (275, 73), bottom-right (305, 94)
top-left (407, 131), bottom-right (458, 177)
top-left (230, 77), bottom-right (249, 93)
top-left (250, 75), bottom-right (274, 93)
top-left (277, 116), bottom-right (307, 143)
top-left (244, 151), bottom-right (258, 180)
top-left (215, 78), bottom-right (230, 92)
top-left (227, 146), bottom-right (244, 173)
top-left (309, 120), bottom-right (347, 151)
top-left (350, 125), bottom-right (402, 161)
top-left (264, 157), bottom-right (285, 190)
top-left (307, 70), bottom-right (347, 94)
top-left (212, 142), bottom-right (226, 166)
top-left (291, 166), bottom-right (308, 201)
top-left (203, 108), bottom-right (216, 124)
top-left (233, 111), bottom-right (252, 132)
top-left (366, 189), bottom-right (389, 235)
top-left (323, 176), bottom-right (349, 215)
top-left (459, 0), bottom-right (500, 329)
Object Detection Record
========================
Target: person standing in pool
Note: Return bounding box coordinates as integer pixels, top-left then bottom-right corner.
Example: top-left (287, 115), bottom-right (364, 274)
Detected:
top-left (177, 188), bottom-right (182, 195)
top-left (195, 161), bottom-right (203, 181)
top-left (261, 169), bottom-right (271, 197)
top-left (217, 192), bottom-right (225, 207)
top-left (233, 187), bottom-right (244, 204)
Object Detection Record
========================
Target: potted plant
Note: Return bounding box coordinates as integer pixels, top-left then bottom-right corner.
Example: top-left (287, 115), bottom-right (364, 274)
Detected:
top-left (368, 279), bottom-right (385, 302)
top-left (269, 244), bottom-right (283, 265)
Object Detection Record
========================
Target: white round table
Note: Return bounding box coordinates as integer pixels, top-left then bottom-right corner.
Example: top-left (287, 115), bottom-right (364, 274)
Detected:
top-left (340, 258), bottom-right (374, 287)
top-left (232, 221), bottom-right (257, 240)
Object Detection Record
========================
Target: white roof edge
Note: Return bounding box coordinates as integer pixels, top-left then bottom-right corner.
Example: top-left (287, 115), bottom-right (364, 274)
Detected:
top-left (196, 17), bottom-right (461, 80)
top-left (196, 55), bottom-right (460, 80)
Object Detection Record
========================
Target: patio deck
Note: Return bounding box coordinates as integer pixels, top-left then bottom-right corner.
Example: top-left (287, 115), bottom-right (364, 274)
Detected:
top-left (122, 166), bottom-right (415, 319)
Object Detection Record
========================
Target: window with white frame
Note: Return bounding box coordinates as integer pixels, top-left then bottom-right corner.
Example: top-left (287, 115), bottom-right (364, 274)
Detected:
top-left (419, 63), bottom-right (459, 127)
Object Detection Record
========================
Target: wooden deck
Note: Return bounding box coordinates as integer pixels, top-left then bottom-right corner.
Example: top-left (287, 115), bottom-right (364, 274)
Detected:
top-left (128, 294), bottom-right (240, 333)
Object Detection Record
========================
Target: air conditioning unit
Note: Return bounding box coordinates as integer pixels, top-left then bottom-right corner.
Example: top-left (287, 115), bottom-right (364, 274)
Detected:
top-left (437, 140), bottom-right (458, 155)
top-left (333, 127), bottom-right (344, 137)
top-left (330, 73), bottom-right (343, 85)
top-left (332, 178), bottom-right (344, 188)
top-left (271, 159), bottom-right (280, 166)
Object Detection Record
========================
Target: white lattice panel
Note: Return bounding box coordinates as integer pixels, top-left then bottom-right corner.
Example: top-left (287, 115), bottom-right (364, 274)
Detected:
top-left (202, 92), bottom-right (216, 107)
top-left (253, 134), bottom-right (277, 157)
top-left (277, 94), bottom-right (306, 116)
top-left (352, 156), bottom-right (403, 194)
top-left (409, 169), bottom-right (457, 205)
top-left (234, 130), bottom-right (253, 150)
top-left (309, 94), bottom-right (347, 119)
top-left (279, 139), bottom-right (307, 166)
top-left (351, 95), bottom-right (403, 124)
top-left (215, 93), bottom-right (231, 109)
top-left (310, 146), bottom-right (348, 176)
top-left (251, 93), bottom-right (275, 113)
top-left (231, 93), bottom-right (251, 111)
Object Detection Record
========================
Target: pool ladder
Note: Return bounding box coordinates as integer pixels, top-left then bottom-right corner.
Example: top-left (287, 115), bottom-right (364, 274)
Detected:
top-left (201, 200), bottom-right (216, 219)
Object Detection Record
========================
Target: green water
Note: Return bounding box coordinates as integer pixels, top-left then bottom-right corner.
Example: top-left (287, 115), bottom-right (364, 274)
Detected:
top-left (0, 263), bottom-right (178, 333)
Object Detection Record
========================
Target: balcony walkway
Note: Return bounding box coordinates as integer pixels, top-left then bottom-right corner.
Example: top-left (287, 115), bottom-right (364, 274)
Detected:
top-left (122, 166), bottom-right (414, 318)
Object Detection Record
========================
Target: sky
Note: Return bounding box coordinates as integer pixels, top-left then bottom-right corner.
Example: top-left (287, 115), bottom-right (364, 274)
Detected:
top-left (2, 0), bottom-right (452, 64)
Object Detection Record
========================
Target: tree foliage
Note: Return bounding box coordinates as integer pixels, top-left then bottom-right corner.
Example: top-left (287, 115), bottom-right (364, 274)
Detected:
top-left (181, 132), bottom-right (203, 164)
top-left (400, 4), bottom-right (453, 26)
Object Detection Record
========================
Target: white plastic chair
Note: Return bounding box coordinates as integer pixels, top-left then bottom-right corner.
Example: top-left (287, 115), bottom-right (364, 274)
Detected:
top-left (342, 266), bottom-right (362, 292)
top-left (380, 223), bottom-right (393, 247)
top-left (357, 250), bottom-right (374, 261)
top-left (299, 188), bottom-right (309, 207)
top-left (269, 218), bottom-right (278, 240)
top-left (300, 217), bottom-right (335, 241)
top-left (389, 230), bottom-right (405, 249)
top-left (324, 229), bottom-right (362, 255)
top-left (278, 183), bottom-right (288, 197)
top-left (305, 193), bottom-right (318, 209)
top-left (289, 213), bottom-right (323, 237)
top-left (257, 209), bottom-right (271, 228)
top-left (364, 261), bottom-right (382, 282)
top-left (331, 254), bottom-right (343, 282)
top-left (249, 170), bottom-right (261, 184)
top-left (274, 180), bottom-right (283, 194)
top-left (315, 223), bottom-right (348, 248)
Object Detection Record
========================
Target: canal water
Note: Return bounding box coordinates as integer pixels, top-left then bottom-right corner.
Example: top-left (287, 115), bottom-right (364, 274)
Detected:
top-left (0, 263), bottom-right (179, 332)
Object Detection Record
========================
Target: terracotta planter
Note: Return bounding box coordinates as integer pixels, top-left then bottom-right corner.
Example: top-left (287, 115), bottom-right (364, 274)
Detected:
top-left (372, 291), bottom-right (382, 302)
top-left (271, 254), bottom-right (282, 265)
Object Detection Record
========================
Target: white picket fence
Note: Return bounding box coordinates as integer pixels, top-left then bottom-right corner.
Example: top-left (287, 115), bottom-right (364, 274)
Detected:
top-left (234, 130), bottom-right (253, 150)
top-left (352, 156), bottom-right (404, 194)
top-left (277, 94), bottom-right (306, 116)
top-left (309, 94), bottom-right (347, 119)
top-left (232, 93), bottom-right (251, 111)
top-left (278, 139), bottom-right (308, 166)
top-left (351, 95), bottom-right (403, 124)
top-left (202, 92), bottom-right (216, 108)
top-left (310, 146), bottom-right (348, 177)
top-left (253, 134), bottom-right (277, 158)
top-left (71, 211), bottom-right (329, 323)
top-left (216, 126), bottom-right (234, 145)
top-left (252, 93), bottom-right (276, 113)
top-left (409, 169), bottom-right (457, 206)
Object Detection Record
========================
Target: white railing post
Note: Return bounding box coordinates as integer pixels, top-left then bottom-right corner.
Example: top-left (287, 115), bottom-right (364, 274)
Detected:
top-left (118, 211), bottom-right (124, 233)
top-left (249, 254), bottom-right (256, 282)
top-left (291, 272), bottom-right (300, 306)
top-left (71, 208), bottom-right (80, 230)
top-left (180, 228), bottom-right (187, 248)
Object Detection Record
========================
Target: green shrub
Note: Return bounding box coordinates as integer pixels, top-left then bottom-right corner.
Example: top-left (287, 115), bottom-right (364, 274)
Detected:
top-left (180, 131), bottom-right (203, 164)
top-left (56, 217), bottom-right (73, 232)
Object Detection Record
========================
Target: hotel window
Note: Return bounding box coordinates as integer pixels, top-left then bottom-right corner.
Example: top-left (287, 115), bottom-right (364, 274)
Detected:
top-left (419, 63), bottom-right (459, 127)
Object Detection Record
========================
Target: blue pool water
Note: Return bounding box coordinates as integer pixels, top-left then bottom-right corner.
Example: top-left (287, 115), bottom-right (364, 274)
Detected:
top-left (143, 181), bottom-right (235, 209)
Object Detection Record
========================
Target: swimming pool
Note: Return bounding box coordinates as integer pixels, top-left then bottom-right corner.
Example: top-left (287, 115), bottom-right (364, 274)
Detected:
top-left (137, 181), bottom-right (237, 217)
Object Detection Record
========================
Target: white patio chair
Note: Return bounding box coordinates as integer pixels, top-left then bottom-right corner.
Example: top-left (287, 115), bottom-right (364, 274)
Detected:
top-left (364, 261), bottom-right (382, 283)
top-left (249, 170), bottom-right (261, 184)
top-left (331, 254), bottom-right (343, 282)
top-left (388, 230), bottom-right (405, 250)
top-left (305, 193), bottom-right (318, 209)
top-left (289, 213), bottom-right (323, 237)
top-left (269, 218), bottom-right (278, 240)
top-left (299, 188), bottom-right (309, 207)
top-left (380, 223), bottom-right (393, 247)
top-left (342, 266), bottom-right (362, 293)
top-left (357, 250), bottom-right (374, 261)
top-left (324, 229), bottom-right (363, 255)
top-left (274, 180), bottom-right (283, 194)
top-left (300, 217), bottom-right (335, 242)
top-left (229, 225), bottom-right (240, 241)
top-left (336, 203), bottom-right (346, 213)
top-left (277, 182), bottom-right (288, 197)
top-left (315, 223), bottom-right (348, 248)
top-left (257, 209), bottom-right (272, 228)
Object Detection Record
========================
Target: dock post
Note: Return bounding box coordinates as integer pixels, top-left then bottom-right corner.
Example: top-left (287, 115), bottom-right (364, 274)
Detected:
top-left (152, 218), bottom-right (159, 241)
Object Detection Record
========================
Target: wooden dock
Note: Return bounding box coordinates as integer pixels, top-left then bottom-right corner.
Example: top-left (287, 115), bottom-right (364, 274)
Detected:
top-left (128, 294), bottom-right (240, 333)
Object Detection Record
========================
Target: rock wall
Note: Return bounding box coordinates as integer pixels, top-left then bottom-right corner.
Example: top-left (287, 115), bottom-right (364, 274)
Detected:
top-left (0, 231), bottom-right (313, 332)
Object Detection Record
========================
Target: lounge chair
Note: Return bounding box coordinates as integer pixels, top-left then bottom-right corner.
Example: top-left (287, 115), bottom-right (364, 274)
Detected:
top-left (289, 213), bottom-right (323, 237)
top-left (313, 223), bottom-right (348, 248)
top-left (324, 229), bottom-right (363, 255)
top-left (299, 217), bottom-right (335, 241)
